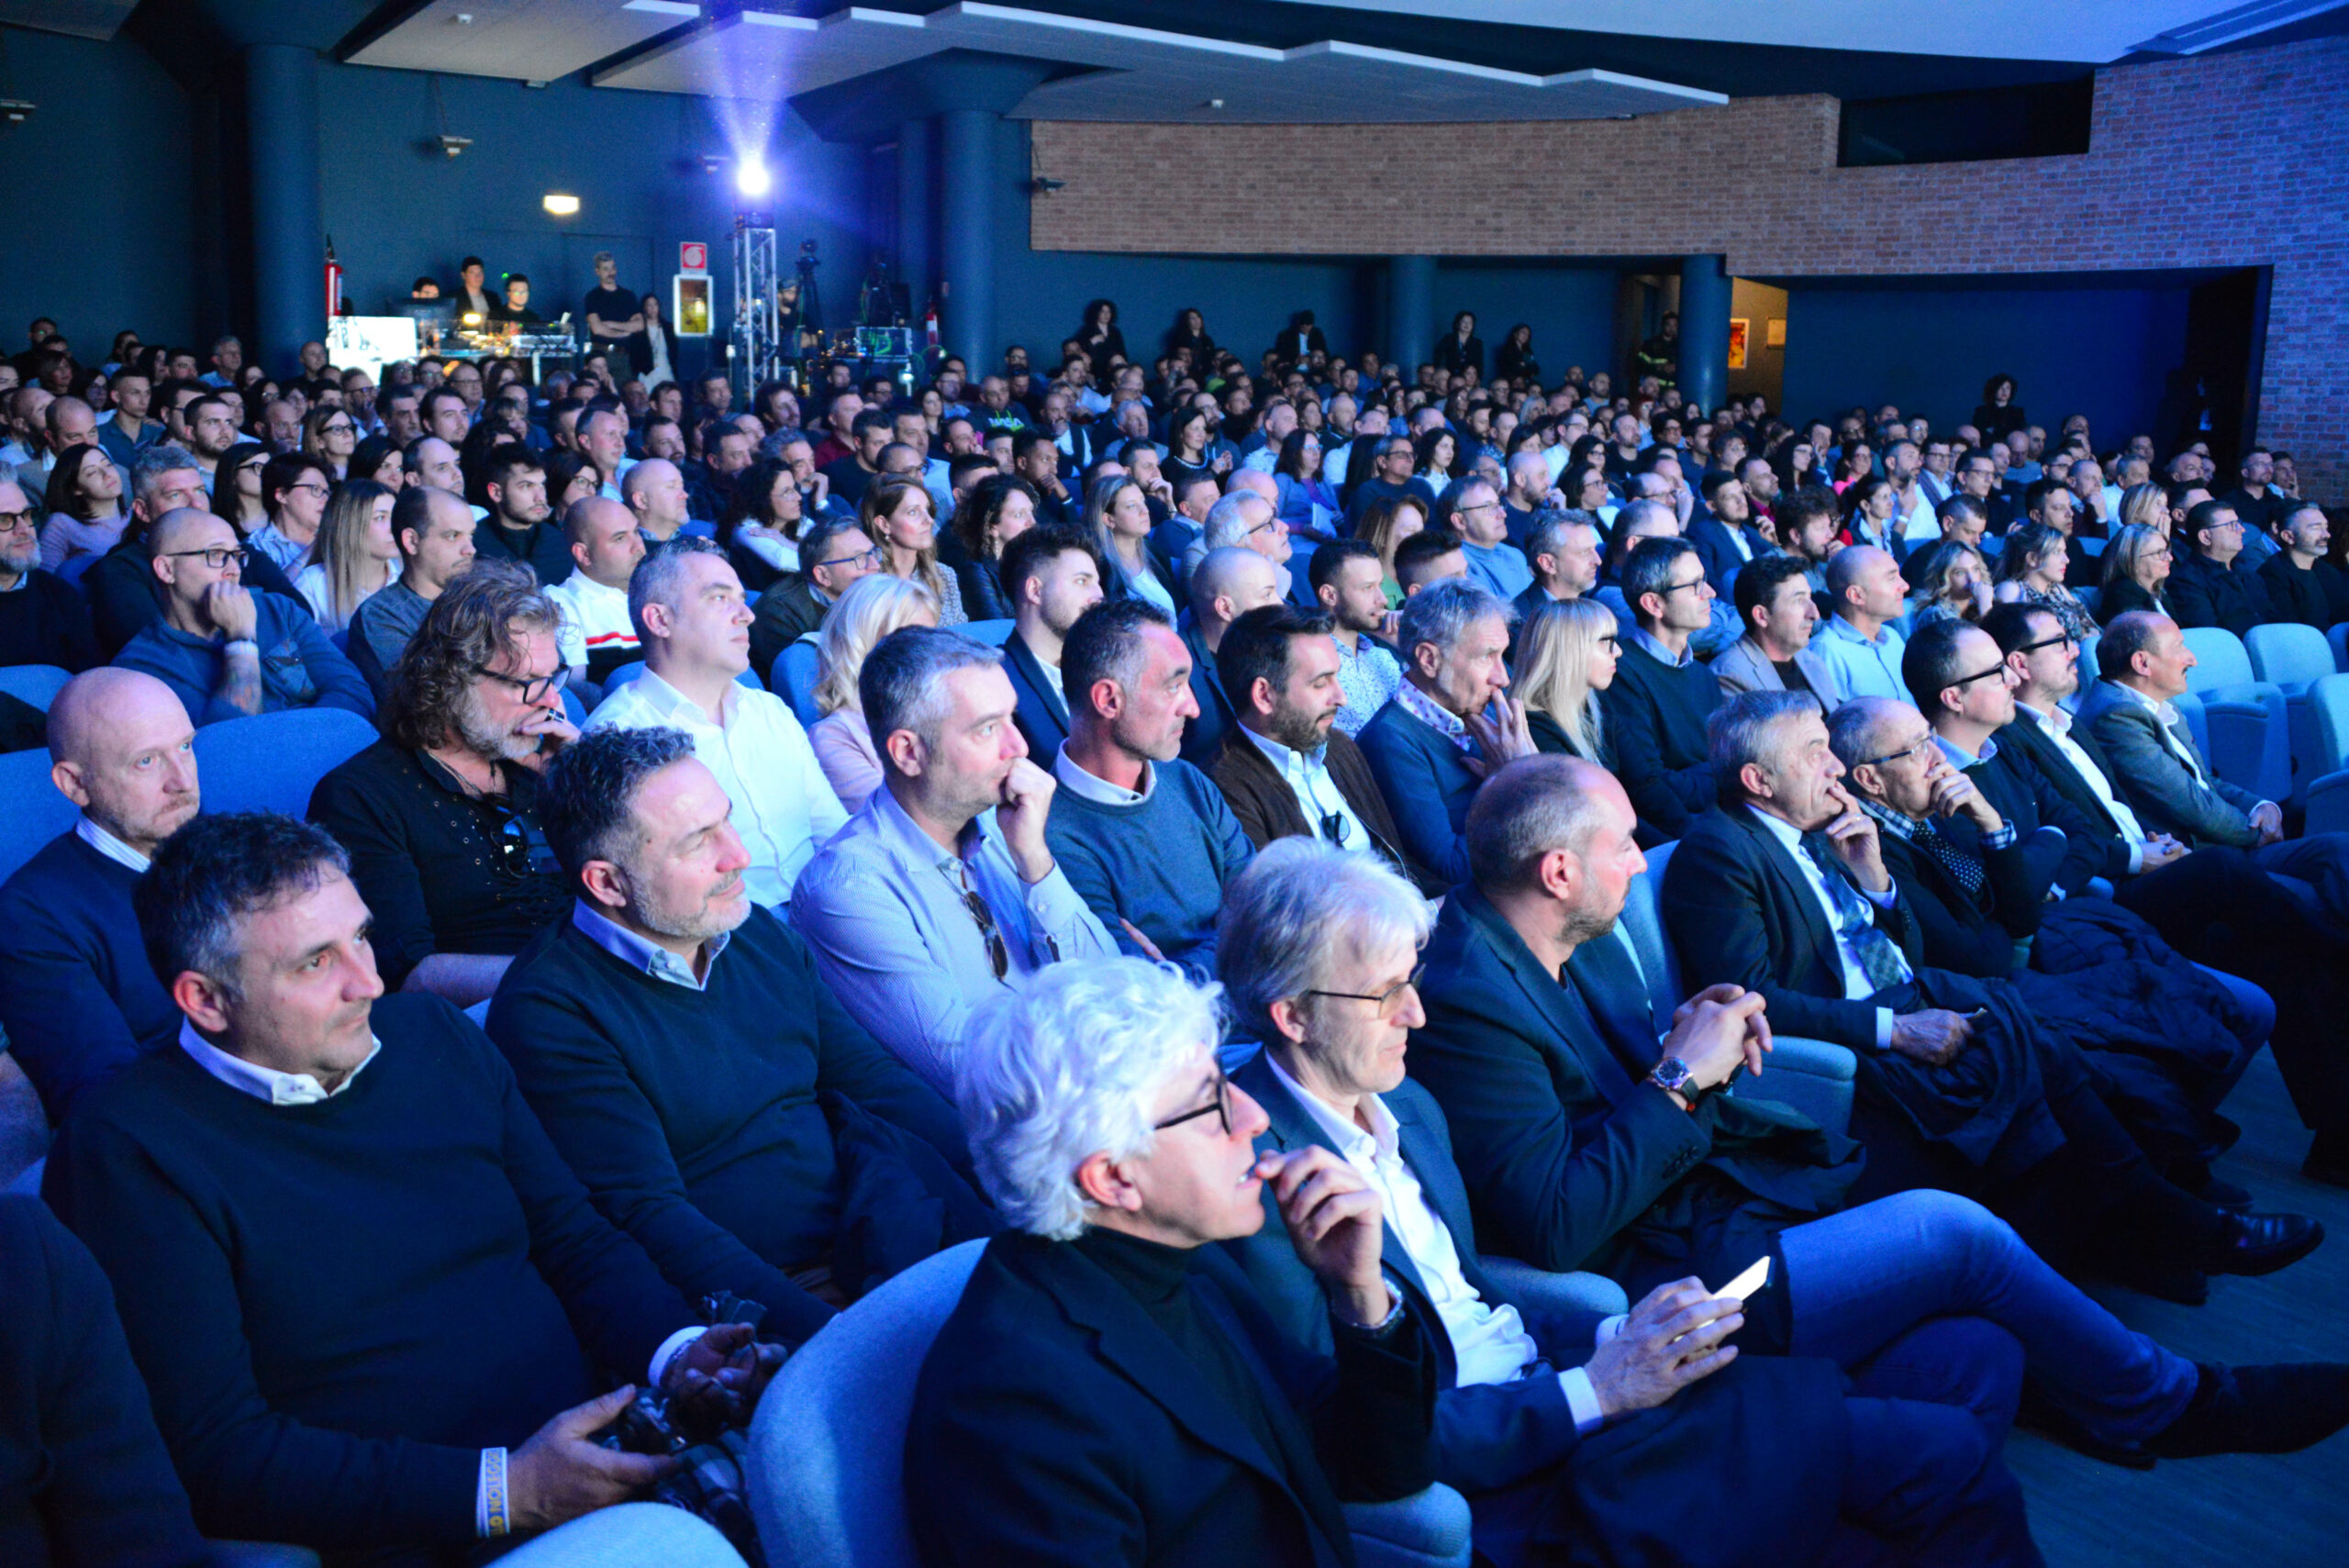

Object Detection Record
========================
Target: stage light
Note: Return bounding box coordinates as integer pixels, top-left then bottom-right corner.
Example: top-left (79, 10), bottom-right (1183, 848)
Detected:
top-left (542, 193), bottom-right (580, 216)
top-left (736, 156), bottom-right (772, 199)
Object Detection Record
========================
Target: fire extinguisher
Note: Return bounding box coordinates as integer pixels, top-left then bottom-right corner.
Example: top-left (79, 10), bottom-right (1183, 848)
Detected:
top-left (324, 236), bottom-right (345, 318)
top-left (924, 298), bottom-right (940, 350)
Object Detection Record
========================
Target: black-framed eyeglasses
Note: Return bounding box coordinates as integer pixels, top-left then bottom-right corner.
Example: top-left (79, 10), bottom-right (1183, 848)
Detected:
top-left (1305, 963), bottom-right (1427, 1018)
top-left (164, 545), bottom-right (250, 570)
top-left (0, 508), bottom-right (37, 536)
top-left (1858, 735), bottom-right (1937, 769)
top-left (1152, 1071), bottom-right (1233, 1137)
top-left (319, 421), bottom-right (355, 436)
top-left (816, 544), bottom-right (883, 574)
top-left (1657, 577), bottom-right (1710, 597)
top-left (2010, 632), bottom-right (2075, 658)
top-left (471, 662), bottom-right (569, 706)
top-left (1247, 517), bottom-right (1285, 539)
top-left (1946, 663), bottom-right (2009, 690)
top-left (486, 797), bottom-right (561, 878)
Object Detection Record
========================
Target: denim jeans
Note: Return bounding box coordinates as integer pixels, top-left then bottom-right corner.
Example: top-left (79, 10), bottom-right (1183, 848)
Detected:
top-left (495, 1502), bottom-right (747, 1567)
top-left (1781, 1189), bottom-right (2198, 1444)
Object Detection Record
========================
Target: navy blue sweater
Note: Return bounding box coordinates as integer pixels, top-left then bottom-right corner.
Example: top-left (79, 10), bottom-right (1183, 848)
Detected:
top-left (0, 830), bottom-right (180, 1123)
top-left (46, 995), bottom-right (696, 1556)
top-left (487, 908), bottom-right (969, 1345)
top-left (1598, 639), bottom-right (1722, 840)
top-left (0, 1196), bottom-right (208, 1568)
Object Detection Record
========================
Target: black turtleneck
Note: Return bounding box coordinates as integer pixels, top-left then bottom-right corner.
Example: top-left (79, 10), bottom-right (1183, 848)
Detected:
top-left (1077, 1228), bottom-right (1289, 1465)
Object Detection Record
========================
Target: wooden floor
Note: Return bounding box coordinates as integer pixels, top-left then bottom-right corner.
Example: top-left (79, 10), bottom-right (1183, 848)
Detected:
top-left (2005, 1048), bottom-right (2349, 1568)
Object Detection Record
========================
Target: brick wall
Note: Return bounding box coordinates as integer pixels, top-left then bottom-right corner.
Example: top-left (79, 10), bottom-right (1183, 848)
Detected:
top-left (1030, 36), bottom-right (2348, 502)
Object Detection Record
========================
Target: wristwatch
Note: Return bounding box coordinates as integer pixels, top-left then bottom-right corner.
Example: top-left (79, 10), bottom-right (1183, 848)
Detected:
top-left (1647, 1057), bottom-right (1697, 1099)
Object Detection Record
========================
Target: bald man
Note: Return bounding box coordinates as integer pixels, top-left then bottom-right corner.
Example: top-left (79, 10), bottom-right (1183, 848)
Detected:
top-left (112, 509), bottom-right (373, 727)
top-left (0, 670), bottom-right (195, 1120)
top-left (618, 456), bottom-right (707, 543)
top-left (1180, 546), bottom-right (1283, 766)
top-left (546, 496), bottom-right (647, 685)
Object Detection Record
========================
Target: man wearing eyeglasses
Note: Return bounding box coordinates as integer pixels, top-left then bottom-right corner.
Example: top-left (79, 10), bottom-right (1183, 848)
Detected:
top-left (1595, 535), bottom-right (1720, 843)
top-left (1446, 477), bottom-right (1533, 604)
top-left (2166, 500), bottom-right (2273, 639)
top-left (309, 564), bottom-right (571, 1006)
top-left (0, 472), bottom-right (100, 671)
top-left (111, 509), bottom-right (372, 728)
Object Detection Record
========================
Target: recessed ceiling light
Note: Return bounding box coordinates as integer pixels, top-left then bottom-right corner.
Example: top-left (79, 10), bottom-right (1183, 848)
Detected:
top-left (542, 194), bottom-right (580, 216)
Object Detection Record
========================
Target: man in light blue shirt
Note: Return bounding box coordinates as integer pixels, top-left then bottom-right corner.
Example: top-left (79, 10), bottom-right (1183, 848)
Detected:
top-left (791, 625), bottom-right (1114, 1095)
top-left (1812, 545), bottom-right (1910, 703)
top-left (1449, 478), bottom-right (1533, 603)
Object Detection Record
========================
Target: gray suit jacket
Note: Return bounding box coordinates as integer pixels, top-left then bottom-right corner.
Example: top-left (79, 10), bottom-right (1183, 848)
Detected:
top-left (2076, 681), bottom-right (2262, 849)
top-left (1706, 634), bottom-right (1842, 706)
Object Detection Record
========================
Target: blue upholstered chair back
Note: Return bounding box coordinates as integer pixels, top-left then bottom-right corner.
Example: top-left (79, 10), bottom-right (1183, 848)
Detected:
top-left (2246, 621), bottom-right (2333, 694)
top-left (0, 749), bottom-right (82, 885)
top-left (193, 708), bottom-right (381, 819)
top-left (0, 663), bottom-right (73, 712)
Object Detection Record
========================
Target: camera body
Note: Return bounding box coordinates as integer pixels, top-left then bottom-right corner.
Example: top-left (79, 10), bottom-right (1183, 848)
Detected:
top-left (595, 1291), bottom-right (772, 1565)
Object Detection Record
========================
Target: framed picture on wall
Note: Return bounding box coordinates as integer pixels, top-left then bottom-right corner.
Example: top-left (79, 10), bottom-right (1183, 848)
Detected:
top-left (1765, 317), bottom-right (1787, 348)
top-left (1727, 317), bottom-right (1750, 371)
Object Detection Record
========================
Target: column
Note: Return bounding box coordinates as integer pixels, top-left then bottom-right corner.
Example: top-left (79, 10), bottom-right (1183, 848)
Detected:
top-left (1387, 255), bottom-right (1435, 372)
top-left (939, 108), bottom-right (997, 370)
top-left (245, 43), bottom-right (324, 378)
top-left (896, 117), bottom-right (933, 324)
top-left (1677, 253), bottom-right (1731, 412)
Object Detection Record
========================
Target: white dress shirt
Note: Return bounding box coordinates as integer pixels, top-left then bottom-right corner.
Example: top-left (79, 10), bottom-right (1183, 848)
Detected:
top-left (1745, 806), bottom-right (1898, 1049)
top-left (1264, 1054), bottom-right (1606, 1433)
top-left (1242, 725), bottom-right (1366, 853)
top-left (76, 814), bottom-right (152, 873)
top-left (585, 668), bottom-right (848, 906)
top-left (2014, 701), bottom-right (2149, 870)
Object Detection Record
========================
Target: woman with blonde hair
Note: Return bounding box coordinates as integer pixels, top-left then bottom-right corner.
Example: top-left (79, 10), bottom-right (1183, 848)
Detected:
top-left (1083, 473), bottom-right (1176, 615)
top-left (807, 573), bottom-right (941, 811)
top-left (1992, 520), bottom-right (2096, 641)
top-left (861, 473), bottom-right (966, 626)
top-left (293, 477), bottom-right (399, 633)
top-left (2117, 481), bottom-right (2170, 537)
top-left (1512, 597), bottom-right (1620, 763)
top-left (1909, 539), bottom-right (1993, 628)
top-left (2098, 521), bottom-right (2176, 624)
top-left (1353, 494), bottom-right (1428, 611)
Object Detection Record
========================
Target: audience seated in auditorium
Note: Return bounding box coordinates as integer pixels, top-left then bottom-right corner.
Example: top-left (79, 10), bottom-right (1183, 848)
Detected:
top-left (910, 956), bottom-right (1438, 1568)
top-left (112, 508), bottom-right (372, 727)
top-left (543, 495), bottom-right (645, 688)
top-left (1596, 536), bottom-right (1721, 841)
top-left (48, 812), bottom-right (774, 1565)
top-left (1448, 476), bottom-right (1531, 603)
top-left (1219, 839), bottom-right (2039, 1566)
top-left (0, 466), bottom-right (101, 671)
top-left (1663, 689), bottom-right (2313, 1284)
top-left (1308, 538), bottom-right (1405, 737)
top-left (308, 563), bottom-right (571, 1006)
top-left (1208, 604), bottom-right (1414, 884)
top-left (1710, 550), bottom-right (1838, 702)
top-left (0, 670), bottom-right (192, 1121)
top-left (1516, 509), bottom-right (1601, 620)
top-left (793, 624), bottom-right (1114, 1094)
top-left (996, 522), bottom-right (1106, 758)
top-left (618, 455), bottom-right (698, 544)
top-left (747, 514), bottom-right (882, 684)
top-left (585, 538), bottom-right (842, 906)
top-left (1357, 578), bottom-right (1531, 885)
top-left (1408, 754), bottom-right (2348, 1469)
top-left (1042, 597), bottom-right (1253, 983)
top-left (494, 723), bottom-right (985, 1334)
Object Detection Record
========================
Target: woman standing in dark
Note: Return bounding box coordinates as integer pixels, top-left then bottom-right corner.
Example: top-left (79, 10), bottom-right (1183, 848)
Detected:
top-left (1433, 311), bottom-right (1483, 378)
top-left (1165, 307), bottom-right (1217, 372)
top-left (1074, 299), bottom-right (1126, 380)
top-left (1495, 323), bottom-right (1540, 384)
top-left (1975, 373), bottom-right (2028, 442)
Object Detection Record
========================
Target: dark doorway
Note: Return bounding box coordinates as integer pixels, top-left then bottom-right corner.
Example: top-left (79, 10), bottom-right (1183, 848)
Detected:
top-left (2163, 267), bottom-right (2269, 473)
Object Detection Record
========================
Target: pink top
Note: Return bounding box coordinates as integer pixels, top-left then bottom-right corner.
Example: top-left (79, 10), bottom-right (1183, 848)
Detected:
top-left (809, 706), bottom-right (884, 815)
top-left (40, 511), bottom-right (128, 573)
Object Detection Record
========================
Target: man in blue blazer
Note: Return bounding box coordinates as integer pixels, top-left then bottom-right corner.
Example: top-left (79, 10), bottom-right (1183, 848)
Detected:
top-left (996, 523), bottom-right (1106, 758)
top-left (1664, 690), bottom-right (2319, 1287)
top-left (1408, 752), bottom-right (2349, 1467)
top-left (1216, 840), bottom-right (2040, 1567)
top-left (1356, 579), bottom-right (1536, 886)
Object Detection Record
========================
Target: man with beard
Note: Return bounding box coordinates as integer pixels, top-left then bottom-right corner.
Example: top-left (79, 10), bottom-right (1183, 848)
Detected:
top-left (997, 524), bottom-right (1107, 757)
top-left (308, 563), bottom-right (575, 1007)
top-left (470, 442), bottom-right (573, 584)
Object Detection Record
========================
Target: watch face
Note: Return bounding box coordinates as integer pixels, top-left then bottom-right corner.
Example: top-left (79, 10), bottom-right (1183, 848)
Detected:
top-left (1653, 1057), bottom-right (1692, 1091)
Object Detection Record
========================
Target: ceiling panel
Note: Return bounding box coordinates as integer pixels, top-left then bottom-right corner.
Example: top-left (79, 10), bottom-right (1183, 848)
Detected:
top-left (344, 0), bottom-right (682, 80)
top-left (594, 3), bottom-right (1723, 121)
top-left (0, 0), bottom-right (137, 41)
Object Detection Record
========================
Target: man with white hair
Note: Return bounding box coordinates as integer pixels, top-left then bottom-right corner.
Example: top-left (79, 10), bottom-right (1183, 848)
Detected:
top-left (1219, 839), bottom-right (2040, 1566)
top-left (793, 626), bottom-right (1115, 1095)
top-left (907, 956), bottom-right (1438, 1568)
top-left (0, 670), bottom-right (195, 1121)
top-left (585, 539), bottom-right (843, 906)
top-left (1356, 578), bottom-right (1535, 886)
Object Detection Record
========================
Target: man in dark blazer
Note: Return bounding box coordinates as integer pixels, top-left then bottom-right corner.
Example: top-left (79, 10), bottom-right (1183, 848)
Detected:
top-left (1986, 604), bottom-right (2349, 1185)
top-left (1208, 605), bottom-right (1420, 889)
top-left (2165, 500), bottom-right (2273, 638)
top-left (1664, 690), bottom-right (2316, 1283)
top-left (911, 958), bottom-right (1438, 1568)
top-left (1407, 753), bottom-right (2349, 1468)
top-left (1216, 839), bottom-right (2039, 1567)
top-left (998, 524), bottom-right (1106, 759)
top-left (1687, 470), bottom-right (1771, 593)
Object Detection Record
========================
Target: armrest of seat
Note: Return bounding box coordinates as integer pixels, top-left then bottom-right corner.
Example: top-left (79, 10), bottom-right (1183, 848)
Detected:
top-left (1475, 1255), bottom-right (1631, 1318)
top-left (1732, 1035), bottom-right (1856, 1136)
top-left (1345, 1483), bottom-right (1474, 1568)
